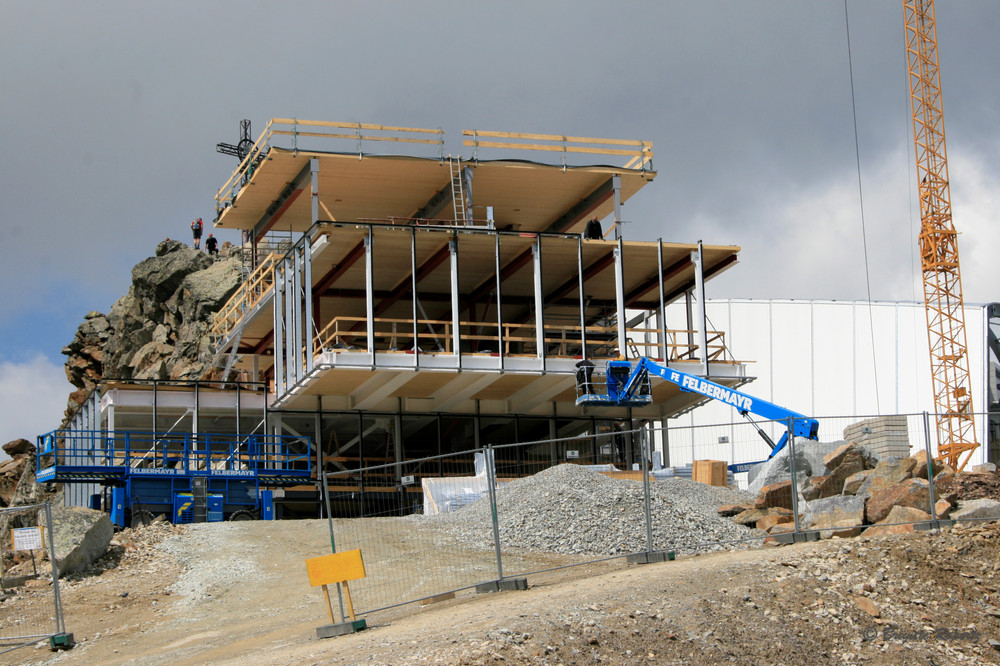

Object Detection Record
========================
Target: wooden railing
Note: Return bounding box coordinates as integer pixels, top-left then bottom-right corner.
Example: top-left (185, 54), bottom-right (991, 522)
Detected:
top-left (462, 129), bottom-right (653, 170)
top-left (312, 316), bottom-right (730, 362)
top-left (211, 253), bottom-right (280, 340)
top-left (216, 119), bottom-right (446, 215)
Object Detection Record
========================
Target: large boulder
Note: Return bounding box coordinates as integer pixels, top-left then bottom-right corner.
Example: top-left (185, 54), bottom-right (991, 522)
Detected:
top-left (950, 498), bottom-right (1000, 521)
top-left (747, 438), bottom-right (843, 494)
top-left (2, 439), bottom-right (35, 457)
top-left (865, 478), bottom-right (931, 524)
top-left (801, 495), bottom-right (865, 531)
top-left (47, 506), bottom-right (114, 577)
top-left (856, 456), bottom-right (918, 499)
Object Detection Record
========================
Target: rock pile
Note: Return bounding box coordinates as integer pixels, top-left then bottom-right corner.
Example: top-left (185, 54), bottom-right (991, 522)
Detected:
top-left (437, 463), bottom-right (760, 556)
top-left (62, 239), bottom-right (242, 420)
top-left (720, 441), bottom-right (1000, 542)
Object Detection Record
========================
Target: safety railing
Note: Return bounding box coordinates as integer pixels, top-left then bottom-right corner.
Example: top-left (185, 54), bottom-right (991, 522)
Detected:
top-left (462, 129), bottom-right (653, 170)
top-left (313, 316), bottom-right (731, 362)
top-left (35, 431), bottom-right (312, 481)
top-left (216, 119), bottom-right (446, 216)
top-left (210, 252), bottom-right (281, 341)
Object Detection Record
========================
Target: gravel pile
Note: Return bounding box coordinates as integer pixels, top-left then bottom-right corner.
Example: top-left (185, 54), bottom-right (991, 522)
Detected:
top-left (157, 522), bottom-right (262, 605)
top-left (434, 464), bottom-right (761, 556)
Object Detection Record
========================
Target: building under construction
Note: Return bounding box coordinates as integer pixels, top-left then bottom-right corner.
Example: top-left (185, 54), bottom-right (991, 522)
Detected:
top-left (45, 119), bottom-right (750, 519)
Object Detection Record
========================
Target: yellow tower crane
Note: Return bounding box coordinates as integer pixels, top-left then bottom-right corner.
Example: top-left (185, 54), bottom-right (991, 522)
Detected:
top-left (903, 0), bottom-right (978, 470)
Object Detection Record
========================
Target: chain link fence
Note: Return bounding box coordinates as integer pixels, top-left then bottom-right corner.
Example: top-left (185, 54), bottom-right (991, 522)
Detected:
top-left (311, 411), bottom-right (993, 622)
top-left (0, 502), bottom-right (70, 655)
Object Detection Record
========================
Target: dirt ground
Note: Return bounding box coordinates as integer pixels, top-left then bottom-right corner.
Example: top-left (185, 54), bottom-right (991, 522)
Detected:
top-left (1, 510), bottom-right (1000, 665)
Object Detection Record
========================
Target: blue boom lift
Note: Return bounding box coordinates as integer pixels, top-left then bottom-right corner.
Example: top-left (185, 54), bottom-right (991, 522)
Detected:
top-left (36, 430), bottom-right (312, 528)
top-left (576, 357), bottom-right (819, 458)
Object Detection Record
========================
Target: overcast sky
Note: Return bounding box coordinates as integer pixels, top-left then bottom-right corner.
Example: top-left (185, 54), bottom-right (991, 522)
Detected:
top-left (1, 0), bottom-right (998, 449)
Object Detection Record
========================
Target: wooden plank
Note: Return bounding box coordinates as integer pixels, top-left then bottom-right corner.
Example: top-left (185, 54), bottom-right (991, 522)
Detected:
top-left (272, 119), bottom-right (443, 135)
top-left (270, 130), bottom-right (442, 146)
top-left (462, 129), bottom-right (651, 148)
top-left (462, 140), bottom-right (653, 158)
top-left (306, 549), bottom-right (366, 587)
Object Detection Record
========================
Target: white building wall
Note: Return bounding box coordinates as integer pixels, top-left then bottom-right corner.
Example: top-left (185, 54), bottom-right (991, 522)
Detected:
top-left (662, 299), bottom-right (989, 469)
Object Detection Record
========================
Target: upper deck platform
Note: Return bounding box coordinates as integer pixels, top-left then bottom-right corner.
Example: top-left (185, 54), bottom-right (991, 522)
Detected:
top-left (214, 120), bottom-right (656, 236)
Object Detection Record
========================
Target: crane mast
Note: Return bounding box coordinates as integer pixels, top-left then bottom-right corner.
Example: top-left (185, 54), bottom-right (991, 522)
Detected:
top-left (904, 0), bottom-right (978, 469)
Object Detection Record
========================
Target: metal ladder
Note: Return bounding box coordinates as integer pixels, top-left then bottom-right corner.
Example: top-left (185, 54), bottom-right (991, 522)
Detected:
top-left (191, 477), bottom-right (208, 523)
top-left (448, 157), bottom-right (468, 225)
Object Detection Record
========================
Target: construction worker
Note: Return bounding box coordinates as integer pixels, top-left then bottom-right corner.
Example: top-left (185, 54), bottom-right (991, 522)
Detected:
top-left (205, 233), bottom-right (219, 257)
top-left (191, 218), bottom-right (203, 249)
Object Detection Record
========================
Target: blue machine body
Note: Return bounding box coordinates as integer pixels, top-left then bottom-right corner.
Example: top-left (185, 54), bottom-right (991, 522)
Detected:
top-left (35, 431), bottom-right (312, 527)
top-left (577, 357), bottom-right (819, 457)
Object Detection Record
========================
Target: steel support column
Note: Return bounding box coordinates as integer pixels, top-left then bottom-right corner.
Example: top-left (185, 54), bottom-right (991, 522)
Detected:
top-left (692, 240), bottom-right (708, 374)
top-left (657, 238), bottom-right (668, 362)
top-left (578, 236), bottom-right (587, 359)
top-left (614, 238), bottom-right (627, 358)
top-left (365, 228), bottom-right (375, 357)
top-left (532, 236), bottom-right (545, 364)
top-left (273, 266), bottom-right (285, 397)
top-left (495, 232), bottom-right (504, 369)
top-left (450, 235), bottom-right (461, 362)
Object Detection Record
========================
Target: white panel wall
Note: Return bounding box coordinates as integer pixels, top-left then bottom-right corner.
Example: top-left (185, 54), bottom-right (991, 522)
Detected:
top-left (664, 299), bottom-right (989, 468)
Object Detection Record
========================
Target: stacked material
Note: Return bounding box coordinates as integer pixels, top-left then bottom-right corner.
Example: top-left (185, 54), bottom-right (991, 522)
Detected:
top-left (843, 416), bottom-right (910, 460)
top-left (438, 464), bottom-right (759, 556)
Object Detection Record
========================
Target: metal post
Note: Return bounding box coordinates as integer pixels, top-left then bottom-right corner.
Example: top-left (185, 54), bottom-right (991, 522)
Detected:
top-left (484, 444), bottom-right (504, 582)
top-left (612, 174), bottom-right (623, 240)
top-left (321, 472), bottom-right (347, 621)
top-left (495, 232), bottom-right (504, 368)
top-left (641, 425), bottom-right (653, 553)
top-left (657, 239), bottom-right (668, 362)
top-left (924, 412), bottom-right (939, 523)
top-left (787, 417), bottom-right (801, 535)
top-left (577, 235), bottom-right (587, 359)
top-left (449, 234), bottom-right (461, 362)
top-left (304, 241), bottom-right (315, 372)
top-left (532, 235), bottom-right (545, 363)
top-left (411, 227), bottom-right (419, 369)
top-left (44, 502), bottom-right (67, 637)
top-left (365, 228), bottom-right (375, 356)
top-left (691, 240), bottom-right (708, 375)
top-left (614, 238), bottom-right (627, 358)
top-left (273, 266), bottom-right (285, 396)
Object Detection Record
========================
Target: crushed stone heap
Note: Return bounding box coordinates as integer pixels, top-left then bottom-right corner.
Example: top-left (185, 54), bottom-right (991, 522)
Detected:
top-left (436, 463), bottom-right (759, 556)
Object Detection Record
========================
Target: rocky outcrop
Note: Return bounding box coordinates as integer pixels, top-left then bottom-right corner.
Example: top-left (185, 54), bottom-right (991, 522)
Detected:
top-left (61, 240), bottom-right (243, 421)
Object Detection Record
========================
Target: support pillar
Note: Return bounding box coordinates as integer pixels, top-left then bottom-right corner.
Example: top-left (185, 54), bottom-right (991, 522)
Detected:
top-left (532, 236), bottom-right (545, 364)
top-left (691, 240), bottom-right (708, 375)
top-left (365, 229), bottom-right (375, 357)
top-left (450, 235), bottom-right (461, 362)
top-left (614, 238), bottom-right (627, 358)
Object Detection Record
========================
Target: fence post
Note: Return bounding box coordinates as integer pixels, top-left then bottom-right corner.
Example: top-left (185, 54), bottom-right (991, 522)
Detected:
top-left (641, 427), bottom-right (653, 553)
top-left (44, 502), bottom-right (67, 640)
top-left (321, 471), bottom-right (346, 621)
top-left (484, 445), bottom-right (504, 582)
top-left (923, 412), bottom-right (939, 525)
top-left (787, 418), bottom-right (801, 536)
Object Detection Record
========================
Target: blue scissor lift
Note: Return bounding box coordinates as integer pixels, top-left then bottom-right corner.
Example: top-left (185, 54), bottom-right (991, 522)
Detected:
top-left (36, 430), bottom-right (312, 528)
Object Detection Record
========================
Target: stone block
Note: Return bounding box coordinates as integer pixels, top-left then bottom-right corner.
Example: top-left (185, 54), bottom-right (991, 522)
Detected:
top-left (972, 463), bottom-right (998, 474)
top-left (47, 506), bottom-right (114, 577)
top-left (863, 522), bottom-right (916, 537)
top-left (857, 457), bottom-right (918, 499)
top-left (909, 450), bottom-right (939, 480)
top-left (733, 506), bottom-right (791, 528)
top-left (950, 498), bottom-right (1000, 521)
top-left (820, 520), bottom-right (866, 539)
top-left (755, 481), bottom-right (794, 510)
top-left (756, 513), bottom-right (794, 532)
top-left (865, 478), bottom-right (930, 524)
top-left (801, 495), bottom-right (865, 531)
top-left (933, 499), bottom-right (953, 518)
top-left (842, 469), bottom-right (873, 496)
top-left (717, 503), bottom-right (752, 517)
top-left (877, 505), bottom-right (932, 525)
top-left (801, 476), bottom-right (828, 501)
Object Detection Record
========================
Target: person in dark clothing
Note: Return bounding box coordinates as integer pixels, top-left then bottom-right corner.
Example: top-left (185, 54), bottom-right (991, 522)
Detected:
top-left (191, 218), bottom-right (203, 249)
top-left (575, 358), bottom-right (595, 395)
top-left (205, 233), bottom-right (219, 256)
top-left (584, 217), bottom-right (603, 240)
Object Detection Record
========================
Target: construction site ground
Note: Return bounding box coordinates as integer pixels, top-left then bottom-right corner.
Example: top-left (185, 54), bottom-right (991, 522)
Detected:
top-left (2, 514), bottom-right (999, 665)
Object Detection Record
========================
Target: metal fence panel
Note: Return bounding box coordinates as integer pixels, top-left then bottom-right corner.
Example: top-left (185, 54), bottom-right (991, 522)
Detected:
top-left (0, 503), bottom-right (68, 655)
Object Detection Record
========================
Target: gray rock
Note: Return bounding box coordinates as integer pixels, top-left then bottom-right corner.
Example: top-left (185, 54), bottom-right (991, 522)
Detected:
top-left (47, 505), bottom-right (114, 577)
top-left (747, 439), bottom-right (843, 494)
top-left (801, 495), bottom-right (865, 531)
top-left (950, 498), bottom-right (1000, 521)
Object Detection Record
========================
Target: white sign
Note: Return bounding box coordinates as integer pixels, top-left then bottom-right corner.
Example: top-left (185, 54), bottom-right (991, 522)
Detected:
top-left (566, 450), bottom-right (579, 459)
top-left (12, 527), bottom-right (44, 551)
top-left (401, 475), bottom-right (415, 485)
